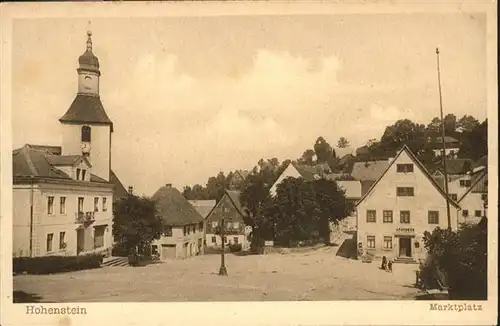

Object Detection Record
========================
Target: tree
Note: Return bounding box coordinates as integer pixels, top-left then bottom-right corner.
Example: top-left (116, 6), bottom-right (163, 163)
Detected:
top-left (443, 113), bottom-right (457, 135)
top-left (337, 137), bottom-right (350, 148)
top-left (311, 178), bottom-right (354, 244)
top-left (458, 119), bottom-right (488, 161)
top-left (457, 115), bottom-right (480, 132)
top-left (206, 172), bottom-right (228, 201)
top-left (240, 171), bottom-right (275, 253)
top-left (314, 137), bottom-right (334, 163)
top-left (426, 117), bottom-right (442, 134)
top-left (113, 194), bottom-right (164, 255)
top-left (299, 149), bottom-right (316, 165)
top-left (422, 219), bottom-right (487, 299)
top-left (380, 119), bottom-right (426, 155)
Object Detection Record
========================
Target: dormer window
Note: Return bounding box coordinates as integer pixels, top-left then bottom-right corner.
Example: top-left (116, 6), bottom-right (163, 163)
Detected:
top-left (81, 125), bottom-right (91, 142)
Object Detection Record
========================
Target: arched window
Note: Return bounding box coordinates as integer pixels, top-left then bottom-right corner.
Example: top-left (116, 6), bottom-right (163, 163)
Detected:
top-left (81, 125), bottom-right (91, 142)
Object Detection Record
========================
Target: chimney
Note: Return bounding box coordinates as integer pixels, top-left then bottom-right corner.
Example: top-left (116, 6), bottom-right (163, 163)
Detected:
top-left (128, 186), bottom-right (133, 195)
top-left (165, 183), bottom-right (172, 188)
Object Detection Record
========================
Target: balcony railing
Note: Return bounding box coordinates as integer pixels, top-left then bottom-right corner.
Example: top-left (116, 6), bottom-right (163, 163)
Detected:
top-left (75, 211), bottom-right (95, 224)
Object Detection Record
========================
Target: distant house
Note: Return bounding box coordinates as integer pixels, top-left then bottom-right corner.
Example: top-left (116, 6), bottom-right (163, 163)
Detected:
top-left (336, 180), bottom-right (362, 232)
top-left (356, 145), bottom-right (461, 263)
top-left (457, 165), bottom-right (488, 225)
top-left (350, 160), bottom-right (390, 182)
top-left (205, 190), bottom-right (250, 250)
top-left (228, 170), bottom-right (250, 190)
top-left (151, 184), bottom-right (205, 260)
top-left (428, 136), bottom-right (461, 157)
top-left (432, 158), bottom-right (475, 201)
top-left (269, 162), bottom-right (332, 197)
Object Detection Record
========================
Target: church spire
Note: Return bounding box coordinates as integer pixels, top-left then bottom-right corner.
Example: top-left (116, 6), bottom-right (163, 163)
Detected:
top-left (86, 30), bottom-right (93, 52)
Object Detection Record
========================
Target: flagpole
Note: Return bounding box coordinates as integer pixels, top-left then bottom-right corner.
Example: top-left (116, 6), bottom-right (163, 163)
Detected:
top-left (436, 48), bottom-right (452, 229)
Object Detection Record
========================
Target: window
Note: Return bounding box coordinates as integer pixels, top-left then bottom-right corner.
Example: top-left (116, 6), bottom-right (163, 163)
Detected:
top-left (47, 196), bottom-right (54, 215)
top-left (76, 168), bottom-right (81, 180)
top-left (102, 197), bottom-right (108, 211)
top-left (164, 226), bottom-right (172, 237)
top-left (60, 197), bottom-right (66, 214)
top-left (211, 236), bottom-right (216, 243)
top-left (222, 207), bottom-right (230, 213)
top-left (211, 221), bottom-right (218, 228)
top-left (82, 169), bottom-right (86, 181)
top-left (383, 210), bottom-right (393, 223)
top-left (383, 236), bottom-right (393, 249)
top-left (366, 210), bottom-right (376, 223)
top-left (462, 210), bottom-right (469, 217)
top-left (59, 232), bottom-right (66, 250)
top-left (94, 226), bottom-right (105, 249)
top-left (400, 211), bottom-right (411, 224)
top-left (46, 233), bottom-right (53, 252)
top-left (460, 179), bottom-right (472, 187)
top-left (397, 187), bottom-right (414, 196)
top-left (183, 226), bottom-right (187, 236)
top-left (367, 236), bottom-right (375, 249)
top-left (415, 242), bottom-right (420, 249)
top-left (94, 197), bottom-right (99, 212)
top-left (475, 210), bottom-right (482, 217)
top-left (233, 222), bottom-right (240, 229)
top-left (428, 211), bottom-right (439, 224)
top-left (233, 237), bottom-right (239, 244)
top-left (449, 194), bottom-right (458, 201)
top-left (81, 125), bottom-right (91, 142)
top-left (397, 164), bottom-right (414, 173)
top-left (151, 245), bottom-right (158, 255)
top-left (78, 197), bottom-right (84, 213)
top-left (198, 222), bottom-right (203, 232)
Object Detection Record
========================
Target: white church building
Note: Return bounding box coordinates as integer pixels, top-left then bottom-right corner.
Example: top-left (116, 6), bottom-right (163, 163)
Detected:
top-left (12, 31), bottom-right (127, 258)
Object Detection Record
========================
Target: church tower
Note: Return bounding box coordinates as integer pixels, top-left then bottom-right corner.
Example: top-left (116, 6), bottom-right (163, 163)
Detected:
top-left (59, 30), bottom-right (113, 182)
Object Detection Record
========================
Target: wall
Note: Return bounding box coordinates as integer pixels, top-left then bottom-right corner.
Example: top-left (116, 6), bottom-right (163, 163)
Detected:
top-left (152, 223), bottom-right (204, 259)
top-left (458, 192), bottom-right (486, 225)
top-left (61, 123), bottom-right (111, 181)
top-left (357, 150), bottom-right (459, 261)
top-left (269, 164), bottom-right (302, 197)
top-left (13, 181), bottom-right (113, 257)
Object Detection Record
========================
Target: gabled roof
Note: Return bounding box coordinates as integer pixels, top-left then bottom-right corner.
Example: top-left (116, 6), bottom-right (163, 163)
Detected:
top-left (351, 160), bottom-right (390, 181)
top-left (356, 145), bottom-right (460, 209)
top-left (474, 155), bottom-right (488, 169)
top-left (152, 185), bottom-right (204, 226)
top-left (226, 190), bottom-right (245, 215)
top-left (110, 170), bottom-right (128, 202)
top-left (26, 145), bottom-right (62, 155)
top-left (291, 162), bottom-right (331, 181)
top-left (458, 170), bottom-right (488, 202)
top-left (59, 94), bottom-right (113, 131)
top-left (188, 200), bottom-right (217, 218)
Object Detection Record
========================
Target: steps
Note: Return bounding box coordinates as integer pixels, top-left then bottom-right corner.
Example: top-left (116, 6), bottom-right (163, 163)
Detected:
top-left (393, 257), bottom-right (417, 264)
top-left (101, 256), bottom-right (129, 267)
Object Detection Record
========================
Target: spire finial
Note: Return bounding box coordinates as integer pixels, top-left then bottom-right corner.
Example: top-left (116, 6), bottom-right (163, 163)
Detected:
top-left (86, 21), bottom-right (92, 52)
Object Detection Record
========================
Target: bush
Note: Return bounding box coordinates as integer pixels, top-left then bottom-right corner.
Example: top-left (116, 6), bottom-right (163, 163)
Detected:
top-left (229, 243), bottom-right (242, 253)
top-left (111, 243), bottom-right (130, 257)
top-left (13, 254), bottom-right (102, 275)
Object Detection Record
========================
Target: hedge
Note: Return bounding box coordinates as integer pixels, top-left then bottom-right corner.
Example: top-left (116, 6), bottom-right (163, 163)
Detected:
top-left (13, 254), bottom-right (103, 275)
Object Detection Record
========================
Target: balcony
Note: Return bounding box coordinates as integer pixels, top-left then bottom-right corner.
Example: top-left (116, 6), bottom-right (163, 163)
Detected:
top-left (75, 211), bottom-right (95, 224)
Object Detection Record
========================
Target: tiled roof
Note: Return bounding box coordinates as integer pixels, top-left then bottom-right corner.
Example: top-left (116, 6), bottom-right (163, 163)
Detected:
top-left (351, 160), bottom-right (390, 181)
top-left (27, 145), bottom-right (62, 155)
top-left (13, 145), bottom-right (71, 180)
top-left (360, 180), bottom-right (375, 196)
top-left (188, 200), bottom-right (217, 218)
top-left (356, 145), bottom-right (460, 209)
top-left (435, 159), bottom-right (474, 175)
top-left (45, 155), bottom-right (89, 167)
top-left (59, 94), bottom-right (113, 130)
top-left (292, 162), bottom-right (331, 181)
top-left (152, 185), bottom-right (204, 226)
top-left (336, 180), bottom-right (362, 199)
top-left (226, 190), bottom-right (245, 215)
top-left (110, 170), bottom-right (128, 202)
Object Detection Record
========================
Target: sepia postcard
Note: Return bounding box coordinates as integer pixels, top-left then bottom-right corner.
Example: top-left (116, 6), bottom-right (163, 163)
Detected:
top-left (0, 1), bottom-right (497, 325)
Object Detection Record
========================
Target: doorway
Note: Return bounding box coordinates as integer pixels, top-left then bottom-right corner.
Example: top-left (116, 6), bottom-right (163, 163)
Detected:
top-left (399, 237), bottom-right (412, 257)
top-left (76, 229), bottom-right (84, 255)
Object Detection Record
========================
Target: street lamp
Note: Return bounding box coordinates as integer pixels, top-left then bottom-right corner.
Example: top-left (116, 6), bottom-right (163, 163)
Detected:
top-left (218, 203), bottom-right (230, 276)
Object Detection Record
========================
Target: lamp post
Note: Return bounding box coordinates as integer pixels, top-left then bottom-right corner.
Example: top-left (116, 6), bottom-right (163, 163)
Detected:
top-left (218, 203), bottom-right (229, 276)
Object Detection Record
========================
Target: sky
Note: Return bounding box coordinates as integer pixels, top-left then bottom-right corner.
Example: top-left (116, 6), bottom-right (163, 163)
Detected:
top-left (12, 14), bottom-right (487, 196)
